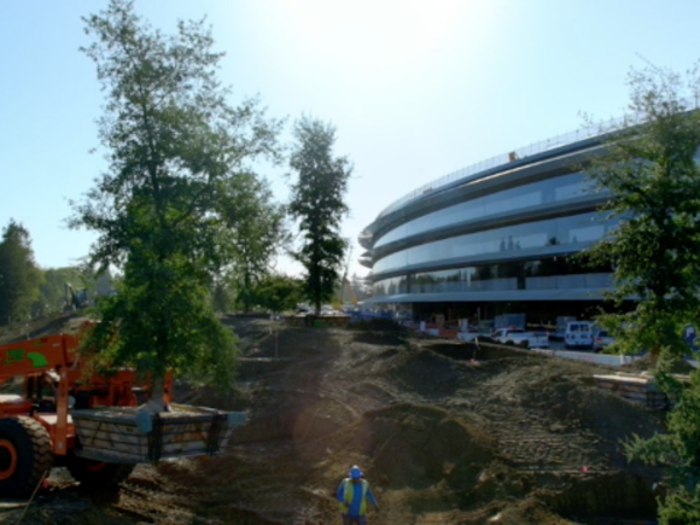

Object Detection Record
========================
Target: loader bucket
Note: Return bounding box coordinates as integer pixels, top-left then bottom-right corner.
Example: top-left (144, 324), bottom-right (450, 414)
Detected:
top-left (71, 404), bottom-right (246, 464)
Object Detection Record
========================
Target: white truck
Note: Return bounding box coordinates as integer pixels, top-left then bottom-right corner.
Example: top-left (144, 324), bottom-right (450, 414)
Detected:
top-left (564, 321), bottom-right (594, 349)
top-left (491, 328), bottom-right (549, 349)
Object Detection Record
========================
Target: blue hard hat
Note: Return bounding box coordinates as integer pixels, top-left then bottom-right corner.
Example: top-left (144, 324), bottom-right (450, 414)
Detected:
top-left (349, 465), bottom-right (362, 479)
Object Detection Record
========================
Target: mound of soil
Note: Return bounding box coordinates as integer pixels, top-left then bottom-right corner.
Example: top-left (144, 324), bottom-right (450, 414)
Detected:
top-left (1, 317), bottom-right (668, 524)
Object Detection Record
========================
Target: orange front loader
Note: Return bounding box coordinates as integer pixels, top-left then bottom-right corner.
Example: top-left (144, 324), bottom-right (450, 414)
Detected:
top-left (0, 329), bottom-right (171, 497)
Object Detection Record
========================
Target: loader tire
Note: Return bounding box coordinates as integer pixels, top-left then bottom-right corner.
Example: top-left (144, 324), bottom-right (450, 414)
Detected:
top-left (0, 416), bottom-right (53, 497)
top-left (66, 456), bottom-right (134, 488)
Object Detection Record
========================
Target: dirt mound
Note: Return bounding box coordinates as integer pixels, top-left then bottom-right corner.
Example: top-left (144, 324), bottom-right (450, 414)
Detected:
top-left (350, 330), bottom-right (406, 347)
top-left (0, 312), bottom-right (85, 345)
top-left (1, 318), bottom-right (667, 525)
top-left (331, 404), bottom-right (494, 491)
top-left (381, 347), bottom-right (470, 398)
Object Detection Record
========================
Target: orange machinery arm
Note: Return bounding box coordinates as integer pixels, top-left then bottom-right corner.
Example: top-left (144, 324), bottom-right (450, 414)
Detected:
top-left (0, 334), bottom-right (79, 454)
top-left (0, 331), bottom-right (172, 456)
top-left (0, 334), bottom-right (78, 387)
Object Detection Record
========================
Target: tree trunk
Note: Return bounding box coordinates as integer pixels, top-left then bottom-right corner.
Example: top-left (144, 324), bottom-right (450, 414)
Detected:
top-left (140, 374), bottom-right (170, 413)
top-left (650, 345), bottom-right (660, 367)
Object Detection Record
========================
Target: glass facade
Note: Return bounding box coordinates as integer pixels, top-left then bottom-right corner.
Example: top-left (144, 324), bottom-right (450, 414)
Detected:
top-left (372, 255), bottom-right (613, 297)
top-left (359, 132), bottom-right (638, 309)
top-left (373, 211), bottom-right (617, 275)
top-left (374, 172), bottom-right (595, 248)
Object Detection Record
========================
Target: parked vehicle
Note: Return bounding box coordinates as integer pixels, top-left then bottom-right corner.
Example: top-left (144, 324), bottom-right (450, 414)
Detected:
top-left (551, 316), bottom-right (577, 340)
top-left (491, 328), bottom-right (549, 349)
top-left (564, 321), bottom-right (594, 349)
top-left (593, 329), bottom-right (614, 352)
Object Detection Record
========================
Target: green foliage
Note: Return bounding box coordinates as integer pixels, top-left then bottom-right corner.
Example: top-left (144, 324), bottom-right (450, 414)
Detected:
top-left (72, 0), bottom-right (280, 396)
top-left (218, 172), bottom-right (288, 312)
top-left (625, 372), bottom-right (700, 524)
top-left (583, 65), bottom-right (700, 360)
top-left (0, 220), bottom-right (41, 325)
top-left (289, 117), bottom-right (352, 314)
top-left (585, 64), bottom-right (700, 523)
top-left (252, 274), bottom-right (302, 314)
top-left (84, 254), bottom-right (239, 388)
top-left (657, 487), bottom-right (700, 525)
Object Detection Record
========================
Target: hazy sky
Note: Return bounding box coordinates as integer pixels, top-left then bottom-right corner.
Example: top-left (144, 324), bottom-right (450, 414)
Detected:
top-left (2, 0), bottom-right (699, 277)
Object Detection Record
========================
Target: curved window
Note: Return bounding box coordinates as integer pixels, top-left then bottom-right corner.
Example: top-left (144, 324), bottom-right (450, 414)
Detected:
top-left (373, 211), bottom-right (616, 275)
top-left (374, 172), bottom-right (593, 248)
top-left (372, 276), bottom-right (409, 296)
top-left (372, 256), bottom-right (613, 296)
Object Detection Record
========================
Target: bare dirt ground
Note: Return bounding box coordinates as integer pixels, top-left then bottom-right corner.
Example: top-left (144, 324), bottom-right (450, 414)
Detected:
top-left (0, 316), bottom-right (667, 524)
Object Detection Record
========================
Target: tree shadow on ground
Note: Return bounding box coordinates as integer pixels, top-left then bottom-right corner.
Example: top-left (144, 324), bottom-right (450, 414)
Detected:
top-left (350, 331), bottom-right (406, 347)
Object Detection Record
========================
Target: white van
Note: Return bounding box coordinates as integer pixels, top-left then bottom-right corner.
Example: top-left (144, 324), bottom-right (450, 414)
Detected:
top-left (564, 321), bottom-right (594, 349)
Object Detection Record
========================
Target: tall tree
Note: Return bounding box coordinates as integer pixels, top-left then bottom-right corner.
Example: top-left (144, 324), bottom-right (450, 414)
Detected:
top-left (583, 64), bottom-right (700, 524)
top-left (218, 172), bottom-right (287, 312)
top-left (0, 220), bottom-right (41, 325)
top-left (584, 65), bottom-right (700, 360)
top-left (288, 117), bottom-right (352, 314)
top-left (73, 0), bottom-right (280, 412)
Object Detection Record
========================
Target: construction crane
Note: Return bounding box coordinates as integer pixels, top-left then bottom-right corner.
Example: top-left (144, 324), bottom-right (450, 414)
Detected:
top-left (339, 244), bottom-right (358, 306)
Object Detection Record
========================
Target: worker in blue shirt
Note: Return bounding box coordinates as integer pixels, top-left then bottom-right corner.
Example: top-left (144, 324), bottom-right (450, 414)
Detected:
top-left (336, 465), bottom-right (379, 524)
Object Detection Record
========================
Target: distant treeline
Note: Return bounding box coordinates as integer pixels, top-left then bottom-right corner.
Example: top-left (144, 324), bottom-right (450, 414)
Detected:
top-left (0, 219), bottom-right (95, 325)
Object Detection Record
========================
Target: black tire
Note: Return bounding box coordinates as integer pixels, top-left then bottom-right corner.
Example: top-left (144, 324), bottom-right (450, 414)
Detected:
top-left (66, 456), bottom-right (134, 488)
top-left (0, 416), bottom-right (53, 498)
top-left (519, 340), bottom-right (530, 349)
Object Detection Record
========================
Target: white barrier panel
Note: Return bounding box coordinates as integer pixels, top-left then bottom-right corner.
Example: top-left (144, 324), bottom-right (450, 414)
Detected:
top-left (528, 348), bottom-right (639, 367)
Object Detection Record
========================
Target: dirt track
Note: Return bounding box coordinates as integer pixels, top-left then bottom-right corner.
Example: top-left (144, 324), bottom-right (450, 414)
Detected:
top-left (1, 317), bottom-right (666, 524)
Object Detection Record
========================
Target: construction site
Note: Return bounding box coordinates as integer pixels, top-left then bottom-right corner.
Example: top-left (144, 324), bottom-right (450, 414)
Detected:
top-left (0, 314), bottom-right (671, 524)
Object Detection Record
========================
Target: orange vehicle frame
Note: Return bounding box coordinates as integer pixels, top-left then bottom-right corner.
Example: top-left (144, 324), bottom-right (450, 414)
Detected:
top-left (0, 331), bottom-right (171, 457)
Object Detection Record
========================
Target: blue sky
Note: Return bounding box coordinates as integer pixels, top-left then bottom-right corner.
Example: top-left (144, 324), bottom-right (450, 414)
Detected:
top-left (1, 0), bottom-right (699, 277)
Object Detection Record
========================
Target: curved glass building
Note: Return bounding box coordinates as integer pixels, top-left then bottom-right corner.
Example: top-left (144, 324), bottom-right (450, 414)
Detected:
top-left (359, 127), bottom-right (618, 321)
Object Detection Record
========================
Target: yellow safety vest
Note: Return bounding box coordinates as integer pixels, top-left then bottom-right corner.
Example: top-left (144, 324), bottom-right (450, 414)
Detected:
top-left (338, 478), bottom-right (368, 515)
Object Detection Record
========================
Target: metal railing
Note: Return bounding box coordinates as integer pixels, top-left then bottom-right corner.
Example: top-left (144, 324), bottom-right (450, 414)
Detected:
top-left (377, 116), bottom-right (634, 219)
